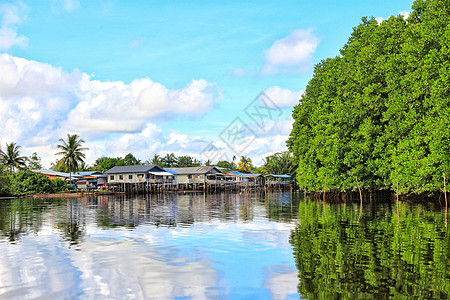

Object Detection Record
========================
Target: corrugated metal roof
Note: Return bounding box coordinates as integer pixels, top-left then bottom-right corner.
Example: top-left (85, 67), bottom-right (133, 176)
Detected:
top-left (164, 169), bottom-right (179, 175)
top-left (265, 174), bottom-right (291, 178)
top-left (73, 171), bottom-right (103, 176)
top-left (166, 166), bottom-right (222, 175)
top-left (105, 165), bottom-right (165, 174)
top-left (32, 169), bottom-right (71, 178)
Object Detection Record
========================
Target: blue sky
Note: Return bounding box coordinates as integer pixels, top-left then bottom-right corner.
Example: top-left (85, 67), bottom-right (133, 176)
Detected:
top-left (0, 0), bottom-right (414, 167)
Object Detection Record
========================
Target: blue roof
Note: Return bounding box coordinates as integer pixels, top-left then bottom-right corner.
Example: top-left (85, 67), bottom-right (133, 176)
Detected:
top-left (164, 168), bottom-right (179, 175)
top-left (32, 169), bottom-right (71, 178)
top-left (227, 170), bottom-right (243, 175)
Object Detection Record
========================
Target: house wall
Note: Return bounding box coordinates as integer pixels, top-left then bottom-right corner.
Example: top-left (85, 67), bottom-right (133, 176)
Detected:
top-left (174, 174), bottom-right (206, 184)
top-left (190, 174), bottom-right (205, 183)
top-left (77, 181), bottom-right (89, 189)
top-left (108, 173), bottom-right (147, 184)
top-left (175, 174), bottom-right (190, 184)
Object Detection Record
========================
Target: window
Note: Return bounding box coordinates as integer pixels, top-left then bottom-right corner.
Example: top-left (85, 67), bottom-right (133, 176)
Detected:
top-left (110, 175), bottom-right (114, 180)
top-left (188, 174), bottom-right (192, 179)
top-left (129, 175), bottom-right (133, 180)
top-left (119, 175), bottom-right (123, 180)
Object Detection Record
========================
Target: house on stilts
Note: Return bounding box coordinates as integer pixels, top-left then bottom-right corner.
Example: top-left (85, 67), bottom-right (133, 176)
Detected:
top-left (165, 166), bottom-right (230, 190)
top-left (105, 165), bottom-right (175, 193)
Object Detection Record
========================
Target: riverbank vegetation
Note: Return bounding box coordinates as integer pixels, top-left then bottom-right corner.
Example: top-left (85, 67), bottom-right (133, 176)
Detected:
top-left (0, 135), bottom-right (88, 197)
top-left (288, 0), bottom-right (450, 194)
top-left (0, 169), bottom-right (66, 197)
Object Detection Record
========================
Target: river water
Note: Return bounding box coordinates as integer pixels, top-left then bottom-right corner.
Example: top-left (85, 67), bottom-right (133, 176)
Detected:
top-left (0, 192), bottom-right (448, 299)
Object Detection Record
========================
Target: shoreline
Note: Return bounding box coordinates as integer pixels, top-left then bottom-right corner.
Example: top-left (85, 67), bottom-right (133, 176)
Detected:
top-left (0, 191), bottom-right (119, 200)
top-left (32, 191), bottom-right (120, 198)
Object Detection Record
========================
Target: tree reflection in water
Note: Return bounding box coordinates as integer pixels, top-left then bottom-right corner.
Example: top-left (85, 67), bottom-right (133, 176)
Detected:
top-left (291, 197), bottom-right (449, 299)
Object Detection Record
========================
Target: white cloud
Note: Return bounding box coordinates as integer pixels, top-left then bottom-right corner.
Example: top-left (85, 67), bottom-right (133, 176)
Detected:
top-left (0, 54), bottom-right (79, 147)
top-left (66, 76), bottom-right (219, 132)
top-left (0, 2), bottom-right (28, 51)
top-left (0, 54), bottom-right (220, 167)
top-left (263, 86), bottom-right (303, 108)
top-left (198, 115), bottom-right (294, 166)
top-left (399, 10), bottom-right (411, 20)
top-left (51, 0), bottom-right (80, 12)
top-left (376, 10), bottom-right (411, 24)
top-left (263, 29), bottom-right (319, 74)
top-left (263, 270), bottom-right (299, 300)
top-left (375, 16), bottom-right (385, 24)
top-left (129, 37), bottom-right (145, 49)
top-left (62, 0), bottom-right (80, 11)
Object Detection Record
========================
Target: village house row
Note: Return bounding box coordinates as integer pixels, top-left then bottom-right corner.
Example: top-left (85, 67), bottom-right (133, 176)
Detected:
top-left (33, 165), bottom-right (292, 193)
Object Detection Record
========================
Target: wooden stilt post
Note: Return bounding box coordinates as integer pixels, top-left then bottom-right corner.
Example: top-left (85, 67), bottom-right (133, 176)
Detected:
top-left (323, 174), bottom-right (327, 221)
top-left (444, 173), bottom-right (447, 227)
top-left (304, 186), bottom-right (307, 218)
top-left (396, 175), bottom-right (400, 223)
top-left (356, 176), bottom-right (362, 224)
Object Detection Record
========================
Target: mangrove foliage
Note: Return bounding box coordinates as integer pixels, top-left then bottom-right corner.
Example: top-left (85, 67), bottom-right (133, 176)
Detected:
top-left (287, 0), bottom-right (450, 194)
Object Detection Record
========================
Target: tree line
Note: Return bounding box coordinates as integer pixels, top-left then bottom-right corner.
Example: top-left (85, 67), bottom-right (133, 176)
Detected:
top-left (288, 0), bottom-right (450, 194)
top-left (1, 133), bottom-right (296, 196)
top-left (0, 134), bottom-right (87, 196)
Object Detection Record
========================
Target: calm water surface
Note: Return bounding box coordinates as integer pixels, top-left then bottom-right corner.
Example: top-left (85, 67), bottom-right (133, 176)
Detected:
top-left (0, 192), bottom-right (448, 299)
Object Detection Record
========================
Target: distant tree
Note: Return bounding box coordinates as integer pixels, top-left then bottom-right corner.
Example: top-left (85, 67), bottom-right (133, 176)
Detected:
top-left (254, 166), bottom-right (268, 175)
top-left (150, 154), bottom-right (162, 165)
top-left (193, 157), bottom-right (202, 166)
top-left (78, 161), bottom-right (91, 171)
top-left (92, 158), bottom-right (106, 172)
top-left (93, 157), bottom-right (124, 172)
top-left (27, 152), bottom-right (43, 170)
top-left (56, 134), bottom-right (88, 183)
top-left (123, 153), bottom-right (141, 166)
top-left (0, 142), bottom-right (27, 173)
top-left (216, 160), bottom-right (237, 170)
top-left (0, 167), bottom-right (10, 196)
top-left (50, 158), bottom-right (67, 172)
top-left (162, 153), bottom-right (177, 168)
top-left (177, 155), bottom-right (201, 167)
top-left (262, 151), bottom-right (296, 179)
top-left (204, 159), bottom-right (212, 167)
top-left (237, 156), bottom-right (253, 173)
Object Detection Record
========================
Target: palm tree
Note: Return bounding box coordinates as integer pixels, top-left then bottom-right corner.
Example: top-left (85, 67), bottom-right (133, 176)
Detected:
top-left (237, 156), bottom-right (253, 173)
top-left (263, 151), bottom-right (296, 176)
top-left (151, 154), bottom-right (161, 165)
top-left (56, 134), bottom-right (89, 183)
top-left (162, 153), bottom-right (177, 168)
top-left (0, 142), bottom-right (27, 173)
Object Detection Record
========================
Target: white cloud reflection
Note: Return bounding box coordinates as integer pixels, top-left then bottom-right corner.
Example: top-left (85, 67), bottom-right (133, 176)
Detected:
top-left (0, 196), bottom-right (299, 299)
